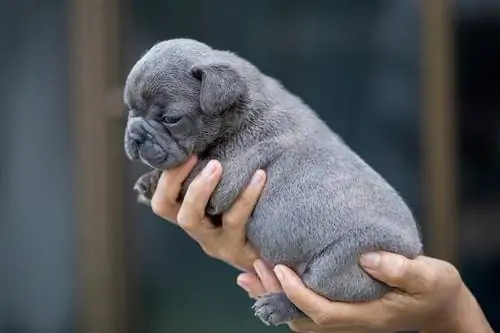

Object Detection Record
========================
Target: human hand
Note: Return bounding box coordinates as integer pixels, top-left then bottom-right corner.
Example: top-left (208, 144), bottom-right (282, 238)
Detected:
top-left (237, 253), bottom-right (474, 333)
top-left (151, 156), bottom-right (267, 271)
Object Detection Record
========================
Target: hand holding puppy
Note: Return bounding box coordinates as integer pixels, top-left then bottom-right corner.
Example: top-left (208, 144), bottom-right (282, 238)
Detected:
top-left (151, 156), bottom-right (266, 272)
top-left (238, 255), bottom-right (477, 333)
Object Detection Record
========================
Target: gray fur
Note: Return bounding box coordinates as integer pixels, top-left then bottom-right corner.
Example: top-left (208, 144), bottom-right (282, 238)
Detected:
top-left (123, 38), bottom-right (423, 326)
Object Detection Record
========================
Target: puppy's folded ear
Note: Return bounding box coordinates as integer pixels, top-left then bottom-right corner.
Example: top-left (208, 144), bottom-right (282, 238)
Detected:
top-left (190, 61), bottom-right (247, 114)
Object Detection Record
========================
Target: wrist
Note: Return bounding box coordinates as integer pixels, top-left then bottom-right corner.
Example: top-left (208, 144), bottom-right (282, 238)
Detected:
top-left (422, 283), bottom-right (493, 333)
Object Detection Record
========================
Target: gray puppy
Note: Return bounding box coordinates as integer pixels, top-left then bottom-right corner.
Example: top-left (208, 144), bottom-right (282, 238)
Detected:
top-left (123, 38), bottom-right (423, 326)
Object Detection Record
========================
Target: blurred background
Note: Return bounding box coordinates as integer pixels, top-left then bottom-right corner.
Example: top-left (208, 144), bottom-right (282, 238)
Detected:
top-left (1, 0), bottom-right (499, 332)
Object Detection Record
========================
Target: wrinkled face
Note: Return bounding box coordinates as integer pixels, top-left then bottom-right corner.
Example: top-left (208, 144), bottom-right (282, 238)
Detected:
top-left (124, 40), bottom-right (211, 169)
top-left (124, 39), bottom-right (251, 170)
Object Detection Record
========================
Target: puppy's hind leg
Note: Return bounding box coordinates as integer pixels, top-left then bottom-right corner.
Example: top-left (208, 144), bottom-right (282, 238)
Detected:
top-left (300, 225), bottom-right (417, 303)
top-left (301, 249), bottom-right (390, 304)
top-left (252, 248), bottom-right (388, 327)
top-left (251, 250), bottom-right (386, 327)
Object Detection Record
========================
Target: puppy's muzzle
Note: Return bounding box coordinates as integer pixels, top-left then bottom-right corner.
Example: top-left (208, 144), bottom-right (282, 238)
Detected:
top-left (124, 118), bottom-right (174, 168)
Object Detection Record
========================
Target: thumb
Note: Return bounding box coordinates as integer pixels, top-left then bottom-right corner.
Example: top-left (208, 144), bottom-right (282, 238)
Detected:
top-left (359, 251), bottom-right (432, 294)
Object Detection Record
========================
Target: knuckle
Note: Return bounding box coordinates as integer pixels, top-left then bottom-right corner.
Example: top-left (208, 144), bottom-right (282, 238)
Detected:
top-left (244, 246), bottom-right (259, 262)
top-left (422, 262), bottom-right (450, 290)
top-left (223, 207), bottom-right (252, 230)
top-left (222, 214), bottom-right (241, 229)
top-left (151, 196), bottom-right (168, 217)
top-left (423, 269), bottom-right (441, 290)
top-left (391, 255), bottom-right (410, 280)
top-left (441, 261), bottom-right (460, 280)
top-left (200, 244), bottom-right (218, 259)
top-left (176, 210), bottom-right (195, 231)
top-left (438, 261), bottom-right (462, 289)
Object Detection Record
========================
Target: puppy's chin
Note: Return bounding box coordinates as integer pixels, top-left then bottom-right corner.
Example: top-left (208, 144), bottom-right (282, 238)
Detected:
top-left (139, 151), bottom-right (172, 170)
top-left (138, 146), bottom-right (190, 170)
top-left (139, 155), bottom-right (164, 169)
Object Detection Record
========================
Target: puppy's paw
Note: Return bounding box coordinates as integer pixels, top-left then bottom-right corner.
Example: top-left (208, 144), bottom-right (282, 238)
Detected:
top-left (134, 170), bottom-right (162, 206)
top-left (252, 292), bottom-right (304, 326)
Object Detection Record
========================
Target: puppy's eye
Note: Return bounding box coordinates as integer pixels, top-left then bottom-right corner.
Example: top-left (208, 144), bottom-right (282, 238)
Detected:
top-left (161, 114), bottom-right (182, 124)
top-left (155, 101), bottom-right (167, 110)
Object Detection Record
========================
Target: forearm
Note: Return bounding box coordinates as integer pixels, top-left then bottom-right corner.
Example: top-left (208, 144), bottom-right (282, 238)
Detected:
top-left (421, 285), bottom-right (494, 333)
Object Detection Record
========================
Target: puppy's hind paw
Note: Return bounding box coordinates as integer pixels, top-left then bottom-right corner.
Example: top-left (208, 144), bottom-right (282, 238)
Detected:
top-left (252, 292), bottom-right (304, 326)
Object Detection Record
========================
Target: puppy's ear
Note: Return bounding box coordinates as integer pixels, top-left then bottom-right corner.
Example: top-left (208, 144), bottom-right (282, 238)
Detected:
top-left (190, 61), bottom-right (247, 114)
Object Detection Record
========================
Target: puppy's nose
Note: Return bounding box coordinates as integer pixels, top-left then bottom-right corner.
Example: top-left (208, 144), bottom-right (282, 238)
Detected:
top-left (129, 131), bottom-right (144, 146)
top-left (125, 128), bottom-right (146, 160)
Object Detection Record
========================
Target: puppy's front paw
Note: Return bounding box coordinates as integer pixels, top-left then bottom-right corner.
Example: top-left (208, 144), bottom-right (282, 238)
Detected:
top-left (252, 292), bottom-right (304, 326)
top-left (134, 170), bottom-right (162, 206)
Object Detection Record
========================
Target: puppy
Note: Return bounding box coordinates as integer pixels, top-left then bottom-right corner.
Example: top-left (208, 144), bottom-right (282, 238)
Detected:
top-left (123, 38), bottom-right (423, 326)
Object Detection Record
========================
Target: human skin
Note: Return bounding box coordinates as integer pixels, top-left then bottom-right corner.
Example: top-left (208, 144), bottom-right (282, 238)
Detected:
top-left (150, 155), bottom-right (266, 271)
top-left (151, 158), bottom-right (494, 333)
top-left (239, 255), bottom-right (493, 333)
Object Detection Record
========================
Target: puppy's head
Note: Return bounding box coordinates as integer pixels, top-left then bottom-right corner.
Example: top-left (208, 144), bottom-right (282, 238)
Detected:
top-left (124, 38), bottom-right (255, 169)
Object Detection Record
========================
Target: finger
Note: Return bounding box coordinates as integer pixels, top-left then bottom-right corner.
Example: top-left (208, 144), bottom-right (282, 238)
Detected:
top-left (177, 160), bottom-right (222, 243)
top-left (359, 252), bottom-right (445, 294)
top-left (289, 319), bottom-right (376, 333)
top-left (274, 265), bottom-right (382, 328)
top-left (273, 265), bottom-right (335, 322)
top-left (151, 155), bottom-right (198, 221)
top-left (236, 273), bottom-right (267, 298)
top-left (222, 170), bottom-right (266, 235)
top-left (289, 318), bottom-right (378, 333)
top-left (217, 171), bottom-right (265, 268)
top-left (253, 259), bottom-right (282, 293)
top-left (288, 318), bottom-right (320, 332)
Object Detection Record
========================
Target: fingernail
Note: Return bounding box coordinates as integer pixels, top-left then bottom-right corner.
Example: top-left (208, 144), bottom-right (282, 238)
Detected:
top-left (202, 160), bottom-right (216, 177)
top-left (360, 252), bottom-right (380, 269)
top-left (250, 170), bottom-right (264, 186)
top-left (274, 266), bottom-right (285, 282)
top-left (237, 278), bottom-right (251, 293)
top-left (248, 293), bottom-right (257, 300)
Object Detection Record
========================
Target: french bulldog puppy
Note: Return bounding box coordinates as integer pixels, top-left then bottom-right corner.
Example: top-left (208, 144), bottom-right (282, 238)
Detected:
top-left (123, 38), bottom-right (423, 326)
